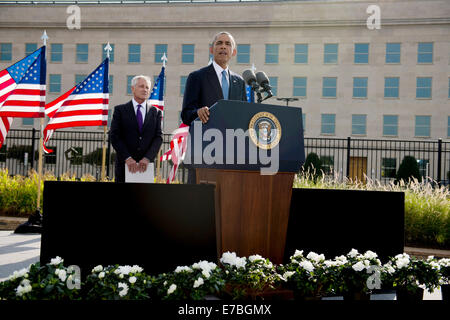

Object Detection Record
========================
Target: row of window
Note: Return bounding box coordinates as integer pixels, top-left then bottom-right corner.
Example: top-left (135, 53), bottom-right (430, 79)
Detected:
top-left (0, 42), bottom-right (439, 65)
top-left (306, 114), bottom-right (450, 138)
top-left (47, 73), bottom-right (450, 100)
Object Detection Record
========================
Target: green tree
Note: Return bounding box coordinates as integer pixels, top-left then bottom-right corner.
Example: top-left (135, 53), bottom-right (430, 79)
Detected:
top-left (396, 155), bottom-right (421, 183)
top-left (301, 152), bottom-right (323, 181)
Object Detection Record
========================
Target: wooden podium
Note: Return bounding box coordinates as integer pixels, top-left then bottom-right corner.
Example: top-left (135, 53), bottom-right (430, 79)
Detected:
top-left (185, 100), bottom-right (305, 264)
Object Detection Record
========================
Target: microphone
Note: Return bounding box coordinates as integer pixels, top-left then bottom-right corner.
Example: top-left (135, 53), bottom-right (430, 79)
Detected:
top-left (242, 69), bottom-right (259, 90)
top-left (255, 71), bottom-right (273, 98)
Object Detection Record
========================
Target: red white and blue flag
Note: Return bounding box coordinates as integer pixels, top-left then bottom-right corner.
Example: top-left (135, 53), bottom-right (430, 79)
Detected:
top-left (148, 66), bottom-right (165, 128)
top-left (0, 46), bottom-right (46, 148)
top-left (246, 84), bottom-right (255, 103)
top-left (161, 123), bottom-right (189, 184)
top-left (43, 58), bottom-right (109, 153)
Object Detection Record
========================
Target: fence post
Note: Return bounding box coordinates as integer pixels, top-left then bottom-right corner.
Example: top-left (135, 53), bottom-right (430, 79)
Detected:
top-left (106, 129), bottom-right (111, 180)
top-left (346, 136), bottom-right (351, 179)
top-left (437, 138), bottom-right (442, 186)
top-left (30, 128), bottom-right (36, 170)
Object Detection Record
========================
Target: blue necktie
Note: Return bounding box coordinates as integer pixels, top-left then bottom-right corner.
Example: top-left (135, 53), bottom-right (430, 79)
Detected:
top-left (136, 104), bottom-right (143, 132)
top-left (221, 70), bottom-right (229, 100)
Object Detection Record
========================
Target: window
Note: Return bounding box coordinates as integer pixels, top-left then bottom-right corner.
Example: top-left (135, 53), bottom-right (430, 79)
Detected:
top-left (322, 77), bottom-right (337, 98)
top-left (384, 77), bottom-right (399, 98)
top-left (418, 42), bottom-right (433, 64)
top-left (0, 43), bottom-right (12, 61)
top-left (321, 114), bottom-right (335, 135)
top-left (25, 43), bottom-right (37, 56)
top-left (127, 75), bottom-right (135, 95)
top-left (75, 74), bottom-right (87, 86)
top-left (102, 43), bottom-right (114, 62)
top-left (50, 44), bottom-right (63, 62)
top-left (324, 43), bottom-right (338, 64)
top-left (383, 115), bottom-right (398, 136)
top-left (237, 44), bottom-right (250, 64)
top-left (354, 43), bottom-right (369, 64)
top-left (268, 77), bottom-right (277, 96)
top-left (381, 158), bottom-right (397, 179)
top-left (182, 44), bottom-right (195, 64)
top-left (385, 43), bottom-right (401, 64)
top-left (155, 44), bottom-right (168, 63)
top-left (76, 44), bottom-right (89, 63)
top-left (180, 76), bottom-right (187, 96)
top-left (265, 44), bottom-right (279, 64)
top-left (353, 77), bottom-right (368, 98)
top-left (352, 114), bottom-right (367, 135)
top-left (416, 77), bottom-right (432, 99)
top-left (108, 75), bottom-right (113, 95)
top-left (128, 44), bottom-right (141, 63)
top-left (415, 115), bottom-right (431, 137)
top-left (294, 44), bottom-right (308, 64)
top-left (22, 118), bottom-right (34, 126)
top-left (49, 74), bottom-right (61, 93)
top-left (293, 77), bottom-right (307, 97)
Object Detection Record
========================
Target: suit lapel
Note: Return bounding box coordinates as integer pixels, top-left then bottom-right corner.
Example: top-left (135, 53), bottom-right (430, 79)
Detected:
top-left (143, 104), bottom-right (155, 129)
top-left (229, 72), bottom-right (240, 100)
top-left (206, 64), bottom-right (224, 100)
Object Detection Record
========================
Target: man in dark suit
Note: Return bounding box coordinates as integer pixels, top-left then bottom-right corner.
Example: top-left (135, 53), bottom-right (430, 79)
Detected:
top-left (181, 31), bottom-right (247, 126)
top-left (110, 75), bottom-right (162, 183)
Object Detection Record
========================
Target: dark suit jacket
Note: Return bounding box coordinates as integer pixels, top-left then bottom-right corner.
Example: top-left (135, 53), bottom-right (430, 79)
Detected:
top-left (181, 63), bottom-right (247, 126)
top-left (110, 100), bottom-right (162, 182)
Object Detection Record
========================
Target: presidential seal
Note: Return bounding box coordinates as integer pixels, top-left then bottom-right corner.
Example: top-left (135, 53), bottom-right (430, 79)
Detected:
top-left (249, 112), bottom-right (281, 149)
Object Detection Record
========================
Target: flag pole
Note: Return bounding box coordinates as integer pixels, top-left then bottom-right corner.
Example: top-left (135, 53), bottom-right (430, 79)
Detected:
top-left (156, 52), bottom-right (167, 182)
top-left (36, 30), bottom-right (48, 211)
top-left (101, 43), bottom-right (112, 181)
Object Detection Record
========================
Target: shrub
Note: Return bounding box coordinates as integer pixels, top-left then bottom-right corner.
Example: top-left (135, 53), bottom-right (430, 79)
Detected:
top-left (396, 155), bottom-right (421, 183)
top-left (301, 152), bottom-right (323, 181)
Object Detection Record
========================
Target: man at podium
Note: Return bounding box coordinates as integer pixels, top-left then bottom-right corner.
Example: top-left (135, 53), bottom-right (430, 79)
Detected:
top-left (181, 31), bottom-right (247, 126)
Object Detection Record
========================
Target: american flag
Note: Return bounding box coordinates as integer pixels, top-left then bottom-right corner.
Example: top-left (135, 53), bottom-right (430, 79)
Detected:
top-left (43, 58), bottom-right (109, 153)
top-left (148, 66), bottom-right (165, 128)
top-left (161, 123), bottom-right (189, 183)
top-left (0, 46), bottom-right (46, 148)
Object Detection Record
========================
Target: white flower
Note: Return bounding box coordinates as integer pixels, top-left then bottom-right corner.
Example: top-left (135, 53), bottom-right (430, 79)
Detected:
top-left (175, 266), bottom-right (193, 273)
top-left (130, 265), bottom-right (143, 274)
top-left (55, 269), bottom-right (67, 282)
top-left (395, 256), bottom-right (410, 269)
top-left (129, 276), bottom-right (137, 284)
top-left (15, 279), bottom-right (32, 297)
top-left (352, 261), bottom-right (366, 272)
top-left (167, 284), bottom-right (176, 295)
top-left (220, 251), bottom-right (247, 269)
top-left (98, 272), bottom-right (105, 279)
top-left (364, 250), bottom-right (378, 260)
top-left (348, 249), bottom-right (359, 258)
top-left (282, 271), bottom-right (295, 280)
top-left (193, 277), bottom-right (204, 288)
top-left (249, 254), bottom-right (264, 262)
top-left (324, 260), bottom-right (338, 268)
top-left (92, 265), bottom-right (103, 273)
top-left (50, 256), bottom-right (63, 266)
top-left (292, 250), bottom-right (304, 258)
top-left (118, 282), bottom-right (129, 297)
top-left (335, 255), bottom-right (348, 264)
top-left (8, 267), bottom-right (29, 281)
top-left (202, 269), bottom-right (211, 279)
top-left (306, 252), bottom-right (325, 263)
top-left (115, 265), bottom-right (132, 275)
top-left (299, 261), bottom-right (314, 272)
top-left (384, 264), bottom-right (396, 275)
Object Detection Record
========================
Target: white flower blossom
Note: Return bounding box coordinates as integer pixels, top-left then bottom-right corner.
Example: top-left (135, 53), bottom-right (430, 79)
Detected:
top-left (249, 254), bottom-right (264, 262)
top-left (55, 269), bottom-right (67, 282)
top-left (282, 271), bottom-right (295, 280)
top-left (175, 266), bottom-right (193, 273)
top-left (220, 252), bottom-right (247, 269)
top-left (130, 265), bottom-right (143, 274)
top-left (16, 279), bottom-right (32, 297)
top-left (364, 250), bottom-right (378, 260)
top-left (129, 276), bottom-right (137, 284)
top-left (202, 270), bottom-right (211, 279)
top-left (167, 284), bottom-right (177, 295)
top-left (193, 277), bottom-right (204, 288)
top-left (306, 252), bottom-right (325, 263)
top-left (98, 272), bottom-right (105, 279)
top-left (115, 265), bottom-right (132, 275)
top-left (299, 261), bottom-right (314, 272)
top-left (92, 265), bottom-right (103, 273)
top-left (348, 249), bottom-right (359, 258)
top-left (352, 261), bottom-right (366, 272)
top-left (292, 250), bottom-right (304, 258)
top-left (118, 282), bottom-right (128, 297)
top-left (50, 256), bottom-right (64, 266)
top-left (7, 267), bottom-right (29, 281)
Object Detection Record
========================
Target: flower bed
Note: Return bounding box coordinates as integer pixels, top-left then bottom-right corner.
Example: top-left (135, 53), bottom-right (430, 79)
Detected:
top-left (1, 249), bottom-right (448, 300)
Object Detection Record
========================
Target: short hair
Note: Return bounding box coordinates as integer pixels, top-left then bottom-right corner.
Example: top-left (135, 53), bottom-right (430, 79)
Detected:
top-left (211, 31), bottom-right (236, 50)
top-left (131, 75), bottom-right (151, 88)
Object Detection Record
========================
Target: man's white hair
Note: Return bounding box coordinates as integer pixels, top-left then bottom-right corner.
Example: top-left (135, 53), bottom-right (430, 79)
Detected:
top-left (131, 75), bottom-right (151, 88)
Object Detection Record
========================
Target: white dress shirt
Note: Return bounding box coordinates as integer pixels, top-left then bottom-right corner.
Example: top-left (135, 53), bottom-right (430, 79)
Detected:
top-left (212, 60), bottom-right (229, 88)
top-left (132, 98), bottom-right (147, 123)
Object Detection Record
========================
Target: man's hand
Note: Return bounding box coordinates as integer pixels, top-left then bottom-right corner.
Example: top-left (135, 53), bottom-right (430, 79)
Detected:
top-left (138, 157), bottom-right (150, 172)
top-left (125, 157), bottom-right (138, 173)
top-left (197, 106), bottom-right (210, 124)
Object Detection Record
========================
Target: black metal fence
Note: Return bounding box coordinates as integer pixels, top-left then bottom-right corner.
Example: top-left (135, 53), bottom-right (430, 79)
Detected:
top-left (1, 129), bottom-right (449, 185)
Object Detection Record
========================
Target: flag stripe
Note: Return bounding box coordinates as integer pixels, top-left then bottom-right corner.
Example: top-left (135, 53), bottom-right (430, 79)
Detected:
top-left (51, 109), bottom-right (108, 119)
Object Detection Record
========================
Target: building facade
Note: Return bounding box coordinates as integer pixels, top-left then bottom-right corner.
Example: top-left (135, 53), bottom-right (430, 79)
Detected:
top-left (0, 0), bottom-right (449, 141)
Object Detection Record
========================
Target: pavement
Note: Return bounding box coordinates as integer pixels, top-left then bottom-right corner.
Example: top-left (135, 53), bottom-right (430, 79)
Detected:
top-left (0, 230), bottom-right (444, 300)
